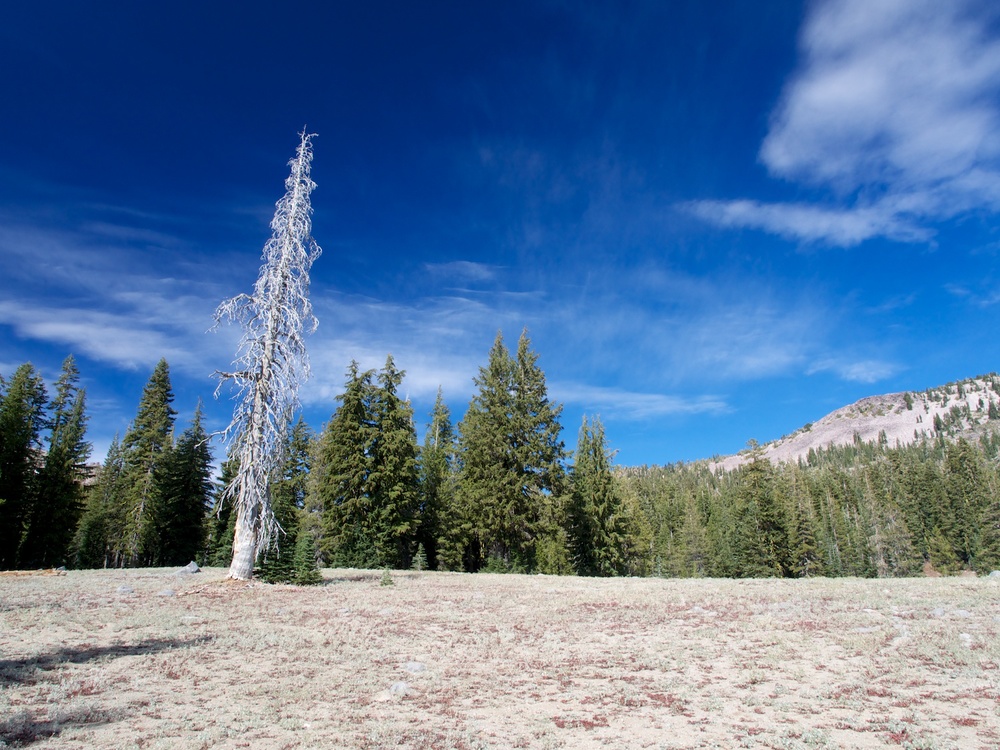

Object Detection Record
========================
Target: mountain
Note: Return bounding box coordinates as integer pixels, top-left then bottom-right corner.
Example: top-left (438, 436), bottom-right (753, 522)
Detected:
top-left (709, 374), bottom-right (1000, 472)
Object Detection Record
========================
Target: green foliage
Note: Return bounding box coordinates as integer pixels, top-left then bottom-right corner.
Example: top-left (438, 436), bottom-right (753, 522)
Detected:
top-left (0, 363), bottom-right (48, 568)
top-left (315, 357), bottom-right (420, 569)
top-left (569, 416), bottom-right (633, 576)
top-left (155, 403), bottom-right (214, 566)
top-left (457, 330), bottom-right (568, 573)
top-left (411, 542), bottom-right (427, 571)
top-left (380, 567), bottom-right (394, 586)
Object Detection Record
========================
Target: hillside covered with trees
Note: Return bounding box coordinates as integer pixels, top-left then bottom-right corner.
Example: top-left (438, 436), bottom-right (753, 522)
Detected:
top-left (2, 343), bottom-right (1000, 579)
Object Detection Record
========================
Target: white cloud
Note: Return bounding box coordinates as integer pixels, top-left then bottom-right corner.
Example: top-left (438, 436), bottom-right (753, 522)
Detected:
top-left (551, 382), bottom-right (728, 419)
top-left (689, 0), bottom-right (1000, 245)
top-left (808, 358), bottom-right (901, 383)
top-left (423, 260), bottom-right (501, 284)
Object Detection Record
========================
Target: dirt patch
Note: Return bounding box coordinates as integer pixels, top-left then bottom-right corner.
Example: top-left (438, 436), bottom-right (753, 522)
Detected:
top-left (1, 569), bottom-right (998, 748)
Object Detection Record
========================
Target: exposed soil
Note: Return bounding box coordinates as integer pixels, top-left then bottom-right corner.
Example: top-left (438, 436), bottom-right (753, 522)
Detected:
top-left (1, 568), bottom-right (998, 748)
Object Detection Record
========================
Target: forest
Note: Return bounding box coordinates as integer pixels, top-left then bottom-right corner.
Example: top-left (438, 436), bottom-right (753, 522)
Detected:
top-left (2, 342), bottom-right (999, 581)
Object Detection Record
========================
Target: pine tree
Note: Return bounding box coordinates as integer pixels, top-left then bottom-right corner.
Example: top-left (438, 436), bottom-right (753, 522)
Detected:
top-left (0, 363), bottom-right (48, 568)
top-left (314, 357), bottom-right (420, 570)
top-left (118, 359), bottom-right (176, 567)
top-left (457, 330), bottom-right (568, 572)
top-left (215, 131), bottom-right (321, 580)
top-left (419, 388), bottom-right (457, 571)
top-left (155, 402), bottom-right (214, 566)
top-left (569, 416), bottom-right (631, 576)
top-left (73, 434), bottom-right (126, 568)
top-left (368, 355), bottom-right (420, 568)
top-left (732, 443), bottom-right (789, 577)
top-left (259, 417), bottom-right (314, 582)
top-left (20, 356), bottom-right (91, 568)
top-left (205, 456), bottom-right (238, 566)
top-left (316, 362), bottom-right (379, 568)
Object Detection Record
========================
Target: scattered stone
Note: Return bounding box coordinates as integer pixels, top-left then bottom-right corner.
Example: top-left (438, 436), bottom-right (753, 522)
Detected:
top-left (175, 561), bottom-right (200, 575)
top-left (116, 585), bottom-right (134, 595)
top-left (953, 609), bottom-right (972, 618)
top-left (930, 607), bottom-right (946, 618)
top-left (157, 588), bottom-right (176, 597)
top-left (389, 681), bottom-right (412, 695)
top-left (852, 626), bottom-right (879, 633)
top-left (960, 633), bottom-right (973, 647)
top-left (989, 570), bottom-right (1000, 578)
top-left (403, 661), bottom-right (426, 673)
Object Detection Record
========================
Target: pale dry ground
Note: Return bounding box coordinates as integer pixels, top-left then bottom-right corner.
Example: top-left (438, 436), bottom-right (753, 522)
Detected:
top-left (1, 569), bottom-right (999, 749)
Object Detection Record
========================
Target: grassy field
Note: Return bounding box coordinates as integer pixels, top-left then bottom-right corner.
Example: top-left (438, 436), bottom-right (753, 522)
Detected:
top-left (1, 568), bottom-right (998, 749)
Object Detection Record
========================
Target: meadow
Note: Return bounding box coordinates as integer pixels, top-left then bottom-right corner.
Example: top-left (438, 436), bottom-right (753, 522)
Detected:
top-left (1, 568), bottom-right (998, 748)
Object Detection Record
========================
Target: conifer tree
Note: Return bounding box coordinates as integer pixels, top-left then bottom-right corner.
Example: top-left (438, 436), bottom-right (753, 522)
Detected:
top-left (119, 358), bottom-right (176, 566)
top-left (420, 388), bottom-right (458, 571)
top-left (0, 363), bottom-right (48, 568)
top-left (206, 456), bottom-right (238, 566)
top-left (368, 355), bottom-right (420, 567)
top-left (74, 434), bottom-right (126, 568)
top-left (457, 330), bottom-right (568, 572)
top-left (316, 362), bottom-right (379, 567)
top-left (215, 131), bottom-right (321, 580)
top-left (260, 417), bottom-right (316, 582)
top-left (315, 357), bottom-right (420, 569)
top-left (20, 356), bottom-right (91, 568)
top-left (731, 443), bottom-right (789, 577)
top-left (155, 403), bottom-right (214, 566)
top-left (570, 416), bottom-right (631, 576)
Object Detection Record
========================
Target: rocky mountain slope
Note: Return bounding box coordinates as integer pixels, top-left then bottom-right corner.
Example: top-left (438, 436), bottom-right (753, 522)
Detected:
top-left (710, 373), bottom-right (1000, 472)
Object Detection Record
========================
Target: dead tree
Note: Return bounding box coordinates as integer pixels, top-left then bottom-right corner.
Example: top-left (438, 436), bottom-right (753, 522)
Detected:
top-left (214, 131), bottom-right (321, 580)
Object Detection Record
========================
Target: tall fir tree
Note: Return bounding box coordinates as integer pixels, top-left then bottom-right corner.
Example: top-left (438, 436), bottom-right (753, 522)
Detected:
top-left (119, 358), bottom-right (177, 567)
top-left (368, 355), bottom-right (420, 568)
top-left (260, 417), bottom-right (316, 582)
top-left (569, 416), bottom-right (632, 576)
top-left (731, 442), bottom-right (790, 577)
top-left (155, 402), bottom-right (214, 566)
top-left (419, 388), bottom-right (458, 571)
top-left (314, 357), bottom-right (420, 570)
top-left (74, 434), bottom-right (126, 568)
top-left (457, 330), bottom-right (568, 572)
top-left (0, 363), bottom-right (48, 568)
top-left (20, 356), bottom-right (91, 568)
top-left (315, 362), bottom-right (379, 567)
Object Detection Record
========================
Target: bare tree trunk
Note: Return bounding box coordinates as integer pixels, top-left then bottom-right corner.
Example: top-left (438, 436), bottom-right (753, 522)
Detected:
top-left (215, 131), bottom-right (321, 581)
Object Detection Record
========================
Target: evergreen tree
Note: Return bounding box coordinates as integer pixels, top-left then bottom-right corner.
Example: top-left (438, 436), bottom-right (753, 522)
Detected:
top-left (419, 388), bottom-right (457, 571)
top-left (155, 402), bottom-right (214, 566)
top-left (316, 362), bottom-right (379, 567)
top-left (315, 357), bottom-right (420, 570)
top-left (20, 356), bottom-right (91, 568)
top-left (118, 358), bottom-right (177, 566)
top-left (731, 443), bottom-right (789, 577)
top-left (206, 456), bottom-right (238, 566)
top-left (943, 438), bottom-right (991, 568)
top-left (569, 416), bottom-right (631, 576)
top-left (0, 363), bottom-right (48, 568)
top-left (260, 417), bottom-right (315, 582)
top-left (73, 434), bottom-right (126, 568)
top-left (457, 330), bottom-right (568, 572)
top-left (368, 355), bottom-right (420, 568)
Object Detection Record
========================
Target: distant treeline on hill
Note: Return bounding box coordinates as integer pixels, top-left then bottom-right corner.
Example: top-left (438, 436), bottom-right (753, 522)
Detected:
top-left (3, 345), bottom-right (1000, 578)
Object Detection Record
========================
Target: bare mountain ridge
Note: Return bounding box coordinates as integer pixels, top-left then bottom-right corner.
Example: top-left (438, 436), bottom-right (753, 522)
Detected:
top-left (709, 373), bottom-right (1000, 472)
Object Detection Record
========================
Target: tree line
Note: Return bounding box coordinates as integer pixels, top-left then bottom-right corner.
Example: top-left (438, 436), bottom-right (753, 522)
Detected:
top-left (3, 343), bottom-right (999, 579)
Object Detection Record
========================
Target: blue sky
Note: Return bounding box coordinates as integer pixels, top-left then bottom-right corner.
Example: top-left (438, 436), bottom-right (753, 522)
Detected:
top-left (2, 0), bottom-right (1000, 467)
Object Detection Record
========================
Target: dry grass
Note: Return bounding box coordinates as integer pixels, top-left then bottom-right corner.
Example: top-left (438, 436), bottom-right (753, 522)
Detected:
top-left (1, 569), bottom-right (998, 748)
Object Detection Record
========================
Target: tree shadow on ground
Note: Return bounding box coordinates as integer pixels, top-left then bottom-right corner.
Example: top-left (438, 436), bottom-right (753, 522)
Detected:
top-left (0, 636), bottom-right (212, 746)
top-left (0, 635), bottom-right (213, 685)
top-left (0, 706), bottom-right (121, 748)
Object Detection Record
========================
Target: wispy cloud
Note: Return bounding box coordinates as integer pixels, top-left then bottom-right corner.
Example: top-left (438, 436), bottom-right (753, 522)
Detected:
top-left (808, 358), bottom-right (901, 384)
top-left (552, 382), bottom-right (728, 420)
top-left (688, 0), bottom-right (1000, 246)
top-left (423, 260), bottom-right (501, 284)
